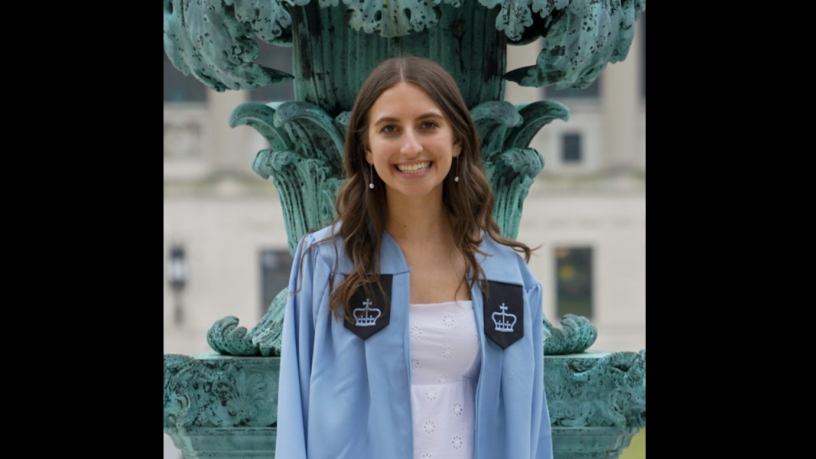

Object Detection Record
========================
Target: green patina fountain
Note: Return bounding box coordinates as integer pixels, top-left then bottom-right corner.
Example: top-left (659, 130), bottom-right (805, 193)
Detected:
top-left (163, 1), bottom-right (646, 458)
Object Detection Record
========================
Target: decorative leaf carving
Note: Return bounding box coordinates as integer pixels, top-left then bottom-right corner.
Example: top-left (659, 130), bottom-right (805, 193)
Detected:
top-left (232, 101), bottom-right (346, 255)
top-left (471, 101), bottom-right (564, 240)
top-left (164, 354), bottom-right (199, 429)
top-left (504, 0), bottom-right (646, 89)
top-left (544, 313), bottom-right (598, 355)
top-left (506, 100), bottom-right (570, 149)
top-left (544, 350), bottom-right (645, 430)
top-left (163, 0), bottom-right (294, 92)
top-left (229, 102), bottom-right (294, 153)
top-left (484, 0), bottom-right (535, 42)
top-left (247, 288), bottom-right (289, 356)
top-left (471, 101), bottom-right (523, 163)
top-left (228, 0), bottom-right (310, 45)
top-left (208, 316), bottom-right (259, 355)
top-left (272, 102), bottom-right (346, 172)
top-left (164, 1), bottom-right (645, 92)
top-left (486, 147), bottom-right (544, 240)
top-left (344, 0), bottom-right (443, 37)
top-left (163, 354), bottom-right (280, 432)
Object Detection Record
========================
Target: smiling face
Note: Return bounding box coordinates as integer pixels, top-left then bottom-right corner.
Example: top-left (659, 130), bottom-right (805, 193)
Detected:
top-left (364, 81), bottom-right (462, 205)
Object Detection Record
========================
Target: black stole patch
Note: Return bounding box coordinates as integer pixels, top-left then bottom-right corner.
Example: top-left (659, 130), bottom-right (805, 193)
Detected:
top-left (483, 280), bottom-right (524, 349)
top-left (344, 275), bottom-right (392, 340)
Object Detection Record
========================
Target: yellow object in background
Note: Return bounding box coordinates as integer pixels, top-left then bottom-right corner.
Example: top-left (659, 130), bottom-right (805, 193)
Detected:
top-left (620, 429), bottom-right (645, 459)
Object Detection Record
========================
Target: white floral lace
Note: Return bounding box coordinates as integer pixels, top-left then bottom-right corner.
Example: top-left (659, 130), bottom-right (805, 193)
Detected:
top-left (409, 301), bottom-right (480, 459)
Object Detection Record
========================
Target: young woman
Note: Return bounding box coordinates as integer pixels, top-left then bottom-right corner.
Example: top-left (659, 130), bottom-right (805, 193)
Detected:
top-left (275, 56), bottom-right (553, 459)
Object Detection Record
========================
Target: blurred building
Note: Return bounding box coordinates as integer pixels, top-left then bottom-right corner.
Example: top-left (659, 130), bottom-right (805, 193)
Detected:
top-left (163, 15), bottom-right (645, 357)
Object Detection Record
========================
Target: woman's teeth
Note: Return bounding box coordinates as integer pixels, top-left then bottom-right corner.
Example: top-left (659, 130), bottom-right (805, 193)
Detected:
top-left (397, 162), bottom-right (431, 174)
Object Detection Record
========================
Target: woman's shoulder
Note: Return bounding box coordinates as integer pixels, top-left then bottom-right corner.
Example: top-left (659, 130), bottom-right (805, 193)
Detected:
top-left (480, 232), bottom-right (524, 261)
top-left (480, 233), bottom-right (539, 287)
top-left (303, 222), bottom-right (342, 245)
top-left (298, 222), bottom-right (350, 271)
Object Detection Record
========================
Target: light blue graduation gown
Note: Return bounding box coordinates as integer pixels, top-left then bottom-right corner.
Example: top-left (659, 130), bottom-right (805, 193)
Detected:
top-left (275, 224), bottom-right (553, 459)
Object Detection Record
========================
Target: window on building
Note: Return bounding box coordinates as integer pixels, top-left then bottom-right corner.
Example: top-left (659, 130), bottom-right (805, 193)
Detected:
top-left (260, 249), bottom-right (294, 315)
top-left (163, 49), bottom-right (207, 103)
top-left (562, 133), bottom-right (582, 163)
top-left (555, 246), bottom-right (593, 319)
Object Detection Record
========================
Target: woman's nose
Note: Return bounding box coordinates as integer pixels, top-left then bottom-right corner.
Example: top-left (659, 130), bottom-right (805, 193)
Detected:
top-left (400, 129), bottom-right (422, 156)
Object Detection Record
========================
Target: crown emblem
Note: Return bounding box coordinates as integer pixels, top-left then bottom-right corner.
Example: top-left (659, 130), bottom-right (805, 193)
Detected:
top-left (492, 303), bottom-right (517, 333)
top-left (353, 298), bottom-right (382, 327)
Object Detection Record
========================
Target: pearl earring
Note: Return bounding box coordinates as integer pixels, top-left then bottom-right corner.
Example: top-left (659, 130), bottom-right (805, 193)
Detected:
top-left (454, 156), bottom-right (459, 183)
top-left (369, 163), bottom-right (374, 189)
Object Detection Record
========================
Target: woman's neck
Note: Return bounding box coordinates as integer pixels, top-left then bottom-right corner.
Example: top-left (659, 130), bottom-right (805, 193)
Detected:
top-left (385, 197), bottom-right (451, 248)
top-left (384, 194), bottom-right (469, 303)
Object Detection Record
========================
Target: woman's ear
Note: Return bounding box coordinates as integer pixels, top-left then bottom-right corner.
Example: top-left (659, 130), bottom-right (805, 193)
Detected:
top-left (365, 148), bottom-right (373, 164)
top-left (453, 138), bottom-right (462, 158)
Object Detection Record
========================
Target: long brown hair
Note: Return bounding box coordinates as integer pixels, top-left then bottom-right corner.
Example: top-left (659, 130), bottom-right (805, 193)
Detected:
top-left (314, 56), bottom-right (534, 321)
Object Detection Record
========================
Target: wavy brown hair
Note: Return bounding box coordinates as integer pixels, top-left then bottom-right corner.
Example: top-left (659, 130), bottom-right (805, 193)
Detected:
top-left (313, 56), bottom-right (534, 321)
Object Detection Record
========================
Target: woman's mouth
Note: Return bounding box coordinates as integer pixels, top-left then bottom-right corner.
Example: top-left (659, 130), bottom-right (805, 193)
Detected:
top-left (396, 162), bottom-right (431, 174)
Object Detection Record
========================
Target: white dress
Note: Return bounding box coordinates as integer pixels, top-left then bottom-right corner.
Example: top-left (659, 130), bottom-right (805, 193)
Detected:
top-left (409, 300), bottom-right (481, 459)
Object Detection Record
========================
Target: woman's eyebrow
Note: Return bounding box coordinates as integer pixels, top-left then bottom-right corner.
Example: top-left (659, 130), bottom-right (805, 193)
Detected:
top-left (372, 116), bottom-right (399, 126)
top-left (417, 112), bottom-right (444, 120)
top-left (372, 112), bottom-right (444, 126)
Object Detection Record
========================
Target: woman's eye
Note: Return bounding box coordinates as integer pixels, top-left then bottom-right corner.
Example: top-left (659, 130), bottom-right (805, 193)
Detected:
top-left (421, 121), bottom-right (439, 130)
top-left (381, 125), bottom-right (398, 134)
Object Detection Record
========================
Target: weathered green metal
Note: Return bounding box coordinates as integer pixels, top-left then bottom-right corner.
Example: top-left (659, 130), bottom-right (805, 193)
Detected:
top-left (164, 353), bottom-right (280, 458)
top-left (208, 288), bottom-right (288, 357)
top-left (164, 350), bottom-right (645, 458)
top-left (546, 351), bottom-right (645, 431)
top-left (288, 2), bottom-right (507, 117)
top-left (546, 350), bottom-right (646, 459)
top-left (472, 100), bottom-right (570, 241)
top-left (163, 0), bottom-right (646, 96)
top-left (503, 0), bottom-right (646, 89)
top-left (228, 101), bottom-right (346, 256)
top-left (162, 0), bottom-right (295, 92)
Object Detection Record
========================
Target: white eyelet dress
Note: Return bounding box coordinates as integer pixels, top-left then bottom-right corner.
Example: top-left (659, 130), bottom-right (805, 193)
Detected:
top-left (409, 300), bottom-right (481, 459)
